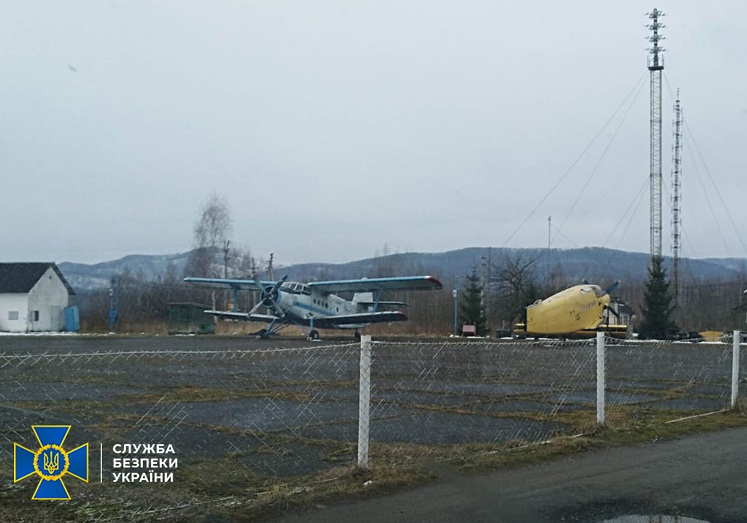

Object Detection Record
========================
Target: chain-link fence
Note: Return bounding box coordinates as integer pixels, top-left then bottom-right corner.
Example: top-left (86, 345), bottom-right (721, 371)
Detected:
top-left (367, 339), bottom-right (596, 449)
top-left (604, 337), bottom-right (737, 427)
top-left (1, 339), bottom-right (362, 522)
top-left (0, 334), bottom-right (742, 521)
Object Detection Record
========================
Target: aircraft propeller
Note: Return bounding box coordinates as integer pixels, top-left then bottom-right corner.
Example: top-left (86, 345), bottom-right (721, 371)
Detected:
top-left (605, 280), bottom-right (621, 295)
top-left (602, 281), bottom-right (622, 325)
top-left (251, 275), bottom-right (288, 317)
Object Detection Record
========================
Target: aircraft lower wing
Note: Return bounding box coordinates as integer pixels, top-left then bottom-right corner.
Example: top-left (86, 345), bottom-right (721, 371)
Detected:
top-left (309, 276), bottom-right (442, 294)
top-left (354, 300), bottom-right (408, 308)
top-left (202, 309), bottom-right (406, 327)
top-left (203, 310), bottom-right (278, 322)
top-left (310, 311), bottom-right (407, 328)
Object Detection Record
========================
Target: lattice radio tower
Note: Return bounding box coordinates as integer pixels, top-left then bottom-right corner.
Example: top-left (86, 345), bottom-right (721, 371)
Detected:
top-left (647, 8), bottom-right (665, 260)
top-left (671, 91), bottom-right (683, 304)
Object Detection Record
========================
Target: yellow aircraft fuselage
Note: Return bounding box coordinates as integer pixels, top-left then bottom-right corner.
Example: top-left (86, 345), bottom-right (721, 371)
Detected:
top-left (525, 284), bottom-right (611, 336)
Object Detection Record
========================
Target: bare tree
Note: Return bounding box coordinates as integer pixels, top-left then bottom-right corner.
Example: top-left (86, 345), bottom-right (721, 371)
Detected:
top-left (492, 253), bottom-right (542, 327)
top-left (231, 244), bottom-right (257, 278)
top-left (184, 194), bottom-right (233, 278)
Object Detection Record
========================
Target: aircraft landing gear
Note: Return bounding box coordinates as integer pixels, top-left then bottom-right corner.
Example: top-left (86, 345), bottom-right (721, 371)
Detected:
top-left (354, 330), bottom-right (361, 341)
top-left (257, 328), bottom-right (270, 340)
top-left (308, 329), bottom-right (320, 341)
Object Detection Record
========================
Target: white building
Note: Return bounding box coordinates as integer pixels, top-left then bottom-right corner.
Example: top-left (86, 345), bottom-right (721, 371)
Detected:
top-left (0, 263), bottom-right (76, 333)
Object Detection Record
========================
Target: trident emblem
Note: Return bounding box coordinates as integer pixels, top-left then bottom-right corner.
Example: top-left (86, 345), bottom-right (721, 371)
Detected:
top-left (43, 449), bottom-right (60, 475)
top-left (14, 426), bottom-right (88, 500)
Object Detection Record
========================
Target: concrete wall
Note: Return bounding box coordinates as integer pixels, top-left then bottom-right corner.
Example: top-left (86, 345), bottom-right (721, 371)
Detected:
top-left (0, 293), bottom-right (30, 332)
top-left (0, 267), bottom-right (71, 332)
top-left (27, 267), bottom-right (71, 332)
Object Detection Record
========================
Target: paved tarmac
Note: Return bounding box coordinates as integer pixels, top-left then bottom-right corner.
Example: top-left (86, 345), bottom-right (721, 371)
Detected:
top-left (270, 426), bottom-right (747, 523)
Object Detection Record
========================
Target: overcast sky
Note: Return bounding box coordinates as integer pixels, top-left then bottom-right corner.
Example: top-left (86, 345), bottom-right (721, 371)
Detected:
top-left (2, 1), bottom-right (746, 265)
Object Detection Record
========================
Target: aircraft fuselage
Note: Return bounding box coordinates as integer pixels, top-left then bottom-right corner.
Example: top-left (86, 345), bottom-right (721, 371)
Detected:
top-left (273, 282), bottom-right (369, 328)
top-left (525, 284), bottom-right (611, 335)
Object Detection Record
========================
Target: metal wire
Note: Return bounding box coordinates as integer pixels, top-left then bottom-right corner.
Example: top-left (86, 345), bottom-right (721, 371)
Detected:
top-left (0, 337), bottom-right (738, 521)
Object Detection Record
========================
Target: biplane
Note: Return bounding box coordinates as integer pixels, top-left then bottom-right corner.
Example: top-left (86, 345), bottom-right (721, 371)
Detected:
top-left (184, 274), bottom-right (442, 339)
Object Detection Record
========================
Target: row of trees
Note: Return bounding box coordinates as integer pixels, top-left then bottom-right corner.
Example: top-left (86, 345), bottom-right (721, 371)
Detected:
top-left (456, 251), bottom-right (745, 338)
top-left (80, 195), bottom-right (256, 331)
top-left (77, 194), bottom-right (746, 336)
top-left (78, 252), bottom-right (745, 336)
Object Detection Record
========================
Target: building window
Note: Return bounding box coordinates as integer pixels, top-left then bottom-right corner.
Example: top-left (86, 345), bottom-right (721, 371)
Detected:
top-left (32, 311), bottom-right (40, 322)
top-left (8, 311), bottom-right (19, 321)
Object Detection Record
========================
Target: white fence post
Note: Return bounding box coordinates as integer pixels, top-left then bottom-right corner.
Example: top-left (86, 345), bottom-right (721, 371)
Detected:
top-left (596, 331), bottom-right (605, 426)
top-left (358, 335), bottom-right (372, 469)
top-left (732, 330), bottom-right (740, 409)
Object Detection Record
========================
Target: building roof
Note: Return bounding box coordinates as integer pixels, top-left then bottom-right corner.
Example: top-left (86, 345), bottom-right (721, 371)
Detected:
top-left (0, 263), bottom-right (75, 295)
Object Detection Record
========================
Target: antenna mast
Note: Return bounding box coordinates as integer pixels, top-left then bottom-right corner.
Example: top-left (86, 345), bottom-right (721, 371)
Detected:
top-left (671, 90), bottom-right (683, 305)
top-left (647, 8), bottom-right (665, 261)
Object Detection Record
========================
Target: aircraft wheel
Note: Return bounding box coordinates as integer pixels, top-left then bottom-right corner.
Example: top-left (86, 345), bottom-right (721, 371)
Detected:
top-left (309, 329), bottom-right (319, 341)
top-left (354, 330), bottom-right (361, 341)
top-left (257, 329), bottom-right (270, 340)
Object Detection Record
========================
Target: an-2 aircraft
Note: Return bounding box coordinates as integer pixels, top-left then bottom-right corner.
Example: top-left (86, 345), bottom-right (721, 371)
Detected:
top-left (184, 274), bottom-right (443, 339)
top-left (517, 281), bottom-right (622, 337)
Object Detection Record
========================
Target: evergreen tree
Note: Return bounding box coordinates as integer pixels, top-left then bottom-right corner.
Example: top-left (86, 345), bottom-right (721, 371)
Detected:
top-left (638, 255), bottom-right (678, 339)
top-left (459, 270), bottom-right (488, 335)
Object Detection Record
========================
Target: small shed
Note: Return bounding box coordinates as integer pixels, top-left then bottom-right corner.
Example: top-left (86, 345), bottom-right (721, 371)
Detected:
top-left (462, 324), bottom-right (477, 337)
top-left (167, 303), bottom-right (215, 335)
top-left (0, 263), bottom-right (76, 332)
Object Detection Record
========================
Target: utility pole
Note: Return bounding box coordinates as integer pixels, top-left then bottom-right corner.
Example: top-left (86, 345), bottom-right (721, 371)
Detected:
top-left (484, 249), bottom-right (492, 326)
top-left (108, 276), bottom-right (120, 333)
top-left (222, 240), bottom-right (231, 279)
top-left (647, 8), bottom-right (665, 261)
top-left (453, 284), bottom-right (459, 336)
top-left (547, 216), bottom-right (552, 286)
top-left (671, 90), bottom-right (683, 306)
top-left (267, 253), bottom-right (274, 281)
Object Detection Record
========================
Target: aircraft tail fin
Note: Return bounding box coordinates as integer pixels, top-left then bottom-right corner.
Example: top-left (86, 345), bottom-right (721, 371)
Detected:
top-left (353, 292), bottom-right (374, 303)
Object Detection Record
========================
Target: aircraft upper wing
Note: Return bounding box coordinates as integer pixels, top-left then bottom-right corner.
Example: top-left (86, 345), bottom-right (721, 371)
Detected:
top-left (184, 277), bottom-right (274, 291)
top-left (308, 275), bottom-right (442, 294)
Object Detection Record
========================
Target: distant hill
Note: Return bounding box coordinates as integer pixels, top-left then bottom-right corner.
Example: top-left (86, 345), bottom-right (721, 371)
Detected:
top-left (58, 247), bottom-right (746, 292)
top-left (59, 252), bottom-right (191, 291)
top-left (283, 247), bottom-right (744, 285)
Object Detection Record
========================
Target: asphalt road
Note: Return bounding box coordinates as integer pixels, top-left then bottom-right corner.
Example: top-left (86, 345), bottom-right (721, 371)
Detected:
top-left (270, 426), bottom-right (747, 523)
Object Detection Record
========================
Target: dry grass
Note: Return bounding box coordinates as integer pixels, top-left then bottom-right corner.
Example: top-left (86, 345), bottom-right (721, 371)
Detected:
top-left (4, 401), bottom-right (745, 523)
top-left (171, 408), bottom-right (747, 522)
top-left (80, 318), bottom-right (451, 337)
top-left (4, 333), bottom-right (743, 522)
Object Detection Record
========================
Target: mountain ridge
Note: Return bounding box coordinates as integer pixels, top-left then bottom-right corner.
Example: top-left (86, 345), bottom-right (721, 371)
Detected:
top-left (57, 247), bottom-right (746, 292)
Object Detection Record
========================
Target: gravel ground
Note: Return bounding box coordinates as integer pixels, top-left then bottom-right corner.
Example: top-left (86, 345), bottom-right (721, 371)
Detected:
top-left (0, 334), bottom-right (741, 522)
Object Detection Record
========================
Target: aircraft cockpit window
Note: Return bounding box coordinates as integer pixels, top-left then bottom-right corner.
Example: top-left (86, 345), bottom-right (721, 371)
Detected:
top-left (282, 283), bottom-right (301, 293)
top-left (301, 285), bottom-right (310, 295)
